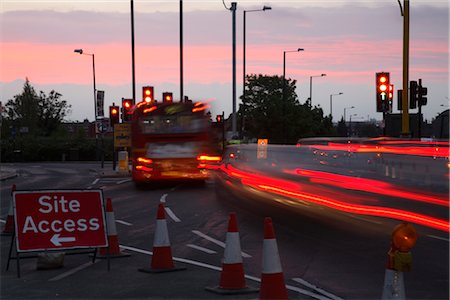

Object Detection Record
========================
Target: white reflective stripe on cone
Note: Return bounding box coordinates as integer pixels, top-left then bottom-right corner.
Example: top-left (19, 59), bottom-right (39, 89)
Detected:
top-left (262, 239), bottom-right (282, 274)
top-left (382, 269), bottom-right (405, 300)
top-left (153, 219), bottom-right (170, 247)
top-left (223, 232), bottom-right (243, 264)
top-left (106, 212), bottom-right (117, 235)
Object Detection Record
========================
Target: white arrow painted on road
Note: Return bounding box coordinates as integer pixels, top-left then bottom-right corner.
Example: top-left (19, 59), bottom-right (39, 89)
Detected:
top-left (51, 234), bottom-right (76, 246)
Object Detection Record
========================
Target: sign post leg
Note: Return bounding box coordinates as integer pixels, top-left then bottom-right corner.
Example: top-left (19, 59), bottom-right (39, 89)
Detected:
top-left (6, 232), bottom-right (15, 271)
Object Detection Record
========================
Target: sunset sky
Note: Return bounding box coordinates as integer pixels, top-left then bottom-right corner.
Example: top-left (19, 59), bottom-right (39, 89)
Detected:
top-left (1, 0), bottom-right (448, 124)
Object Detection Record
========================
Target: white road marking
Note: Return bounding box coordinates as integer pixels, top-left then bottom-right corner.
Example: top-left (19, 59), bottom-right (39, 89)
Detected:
top-left (49, 260), bottom-right (100, 281)
top-left (91, 178), bottom-right (100, 185)
top-left (0, 219), bottom-right (6, 223)
top-left (119, 245), bottom-right (331, 300)
top-left (160, 193), bottom-right (168, 203)
top-left (191, 230), bottom-right (251, 258)
top-left (345, 213), bottom-right (382, 225)
top-left (165, 207), bottom-right (181, 222)
top-left (186, 244), bottom-right (217, 254)
top-left (292, 277), bottom-right (343, 300)
top-left (427, 234), bottom-right (449, 242)
top-left (116, 220), bottom-right (133, 226)
top-left (117, 179), bottom-right (131, 185)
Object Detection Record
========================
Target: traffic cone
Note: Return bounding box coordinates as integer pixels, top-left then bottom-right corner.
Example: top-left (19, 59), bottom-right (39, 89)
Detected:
top-left (138, 203), bottom-right (186, 273)
top-left (259, 217), bottom-right (288, 300)
top-left (97, 198), bottom-right (130, 258)
top-left (2, 184), bottom-right (16, 236)
top-left (205, 212), bottom-right (258, 295)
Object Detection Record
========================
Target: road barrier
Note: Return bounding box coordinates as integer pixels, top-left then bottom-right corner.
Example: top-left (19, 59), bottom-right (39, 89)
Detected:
top-left (138, 203), bottom-right (186, 273)
top-left (205, 212), bottom-right (257, 295)
top-left (1, 184), bottom-right (16, 236)
top-left (259, 217), bottom-right (288, 300)
top-left (97, 197), bottom-right (130, 258)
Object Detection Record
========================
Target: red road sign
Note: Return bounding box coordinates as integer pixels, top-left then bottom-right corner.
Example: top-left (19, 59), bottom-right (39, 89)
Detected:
top-left (13, 190), bottom-right (108, 252)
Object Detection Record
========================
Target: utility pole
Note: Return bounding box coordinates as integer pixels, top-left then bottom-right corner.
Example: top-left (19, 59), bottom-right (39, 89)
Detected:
top-left (231, 2), bottom-right (237, 137)
top-left (180, 0), bottom-right (184, 103)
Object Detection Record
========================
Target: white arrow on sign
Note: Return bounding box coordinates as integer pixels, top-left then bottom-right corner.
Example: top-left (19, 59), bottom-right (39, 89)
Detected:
top-left (51, 234), bottom-right (76, 246)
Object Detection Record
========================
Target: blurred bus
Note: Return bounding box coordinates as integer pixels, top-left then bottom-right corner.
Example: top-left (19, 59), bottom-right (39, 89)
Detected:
top-left (131, 99), bottom-right (219, 185)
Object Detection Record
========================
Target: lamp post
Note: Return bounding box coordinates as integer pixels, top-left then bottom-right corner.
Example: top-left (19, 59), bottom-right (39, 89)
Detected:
top-left (242, 5), bottom-right (271, 132)
top-left (283, 48), bottom-right (304, 143)
top-left (74, 49), bottom-right (96, 119)
top-left (309, 74), bottom-right (326, 106)
top-left (74, 48), bottom-right (103, 168)
top-left (329, 92), bottom-right (343, 119)
top-left (344, 106), bottom-right (354, 123)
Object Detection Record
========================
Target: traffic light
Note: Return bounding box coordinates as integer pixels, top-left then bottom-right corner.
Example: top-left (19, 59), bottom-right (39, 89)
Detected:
top-left (162, 92), bottom-right (173, 103)
top-left (109, 104), bottom-right (120, 126)
top-left (376, 72), bottom-right (390, 112)
top-left (418, 82), bottom-right (428, 107)
top-left (409, 80), bottom-right (418, 109)
top-left (397, 89), bottom-right (403, 111)
top-left (216, 114), bottom-right (222, 123)
top-left (388, 84), bottom-right (394, 113)
top-left (121, 98), bottom-right (133, 122)
top-left (142, 86), bottom-right (154, 104)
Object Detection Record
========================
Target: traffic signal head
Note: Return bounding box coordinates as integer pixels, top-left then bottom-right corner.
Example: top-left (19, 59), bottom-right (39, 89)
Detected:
top-left (418, 85), bottom-right (428, 106)
top-left (409, 80), bottom-right (418, 109)
top-left (216, 115), bottom-right (222, 123)
top-left (162, 92), bottom-right (173, 103)
top-left (109, 104), bottom-right (120, 126)
top-left (376, 72), bottom-right (390, 112)
top-left (143, 86), bottom-right (154, 104)
top-left (388, 84), bottom-right (394, 113)
top-left (121, 98), bottom-right (133, 122)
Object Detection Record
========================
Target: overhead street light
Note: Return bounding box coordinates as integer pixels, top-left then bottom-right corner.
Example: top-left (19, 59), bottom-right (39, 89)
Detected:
top-left (329, 92), bottom-right (343, 120)
top-left (282, 48), bottom-right (304, 143)
top-left (344, 106), bottom-right (355, 124)
top-left (309, 74), bottom-right (326, 106)
top-left (242, 5), bottom-right (271, 133)
top-left (74, 48), bottom-right (103, 168)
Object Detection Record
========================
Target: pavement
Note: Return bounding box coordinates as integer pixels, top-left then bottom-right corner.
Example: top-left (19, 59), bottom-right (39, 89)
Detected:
top-left (0, 162), bottom-right (131, 182)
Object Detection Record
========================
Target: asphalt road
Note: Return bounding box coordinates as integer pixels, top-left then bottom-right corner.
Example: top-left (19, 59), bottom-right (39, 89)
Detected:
top-left (1, 162), bottom-right (448, 299)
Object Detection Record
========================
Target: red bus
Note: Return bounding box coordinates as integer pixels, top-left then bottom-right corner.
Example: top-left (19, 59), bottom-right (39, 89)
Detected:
top-left (130, 99), bottom-right (220, 184)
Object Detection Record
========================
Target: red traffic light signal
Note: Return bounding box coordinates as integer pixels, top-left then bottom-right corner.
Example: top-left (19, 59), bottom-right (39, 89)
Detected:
top-left (122, 98), bottom-right (133, 122)
top-left (376, 72), bottom-right (390, 112)
top-left (143, 86), bottom-right (154, 104)
top-left (216, 115), bottom-right (222, 123)
top-left (109, 104), bottom-right (120, 126)
top-left (162, 92), bottom-right (173, 103)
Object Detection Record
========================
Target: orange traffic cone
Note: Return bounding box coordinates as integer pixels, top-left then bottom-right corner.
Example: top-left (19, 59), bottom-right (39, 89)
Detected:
top-left (138, 203), bottom-right (186, 273)
top-left (259, 217), bottom-right (288, 300)
top-left (206, 212), bottom-right (257, 295)
top-left (2, 184), bottom-right (16, 236)
top-left (97, 198), bottom-right (130, 258)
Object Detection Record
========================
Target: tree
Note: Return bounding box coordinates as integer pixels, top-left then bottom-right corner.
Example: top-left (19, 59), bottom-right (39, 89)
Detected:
top-left (240, 74), bottom-right (334, 143)
top-left (2, 78), bottom-right (71, 137)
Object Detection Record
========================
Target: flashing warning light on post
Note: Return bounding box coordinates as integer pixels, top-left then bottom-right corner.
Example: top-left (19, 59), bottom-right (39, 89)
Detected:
top-left (376, 72), bottom-right (390, 112)
top-left (121, 98), bottom-right (133, 122)
top-left (143, 86), bottom-right (154, 104)
top-left (387, 222), bottom-right (418, 272)
top-left (162, 92), bottom-right (173, 103)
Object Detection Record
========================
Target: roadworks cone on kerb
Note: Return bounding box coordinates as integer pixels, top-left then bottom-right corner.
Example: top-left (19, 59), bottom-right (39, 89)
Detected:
top-left (205, 212), bottom-right (258, 295)
top-left (138, 203), bottom-right (186, 273)
top-left (259, 217), bottom-right (289, 300)
top-left (97, 198), bottom-right (130, 258)
top-left (1, 184), bottom-right (16, 236)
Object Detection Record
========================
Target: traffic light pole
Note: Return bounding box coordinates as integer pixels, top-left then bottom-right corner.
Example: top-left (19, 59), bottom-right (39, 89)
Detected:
top-left (400, 0), bottom-right (410, 136)
top-left (417, 78), bottom-right (422, 138)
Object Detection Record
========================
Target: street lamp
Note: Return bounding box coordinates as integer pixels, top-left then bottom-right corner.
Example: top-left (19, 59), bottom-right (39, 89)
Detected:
top-left (283, 48), bottom-right (304, 143)
top-left (242, 5), bottom-right (271, 132)
top-left (344, 106), bottom-right (355, 123)
top-left (74, 48), bottom-right (103, 168)
top-left (309, 74), bottom-right (326, 106)
top-left (74, 49), bottom-right (96, 120)
top-left (329, 92), bottom-right (343, 119)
